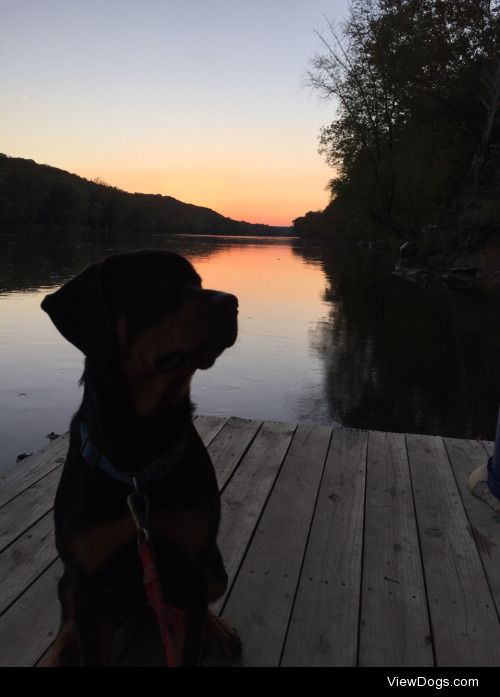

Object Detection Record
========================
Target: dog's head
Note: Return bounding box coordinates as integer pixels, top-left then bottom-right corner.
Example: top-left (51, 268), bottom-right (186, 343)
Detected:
top-left (41, 250), bottom-right (238, 414)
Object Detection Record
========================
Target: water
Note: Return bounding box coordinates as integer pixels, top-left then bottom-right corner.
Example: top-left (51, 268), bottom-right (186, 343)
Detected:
top-left (1, 230), bottom-right (499, 472)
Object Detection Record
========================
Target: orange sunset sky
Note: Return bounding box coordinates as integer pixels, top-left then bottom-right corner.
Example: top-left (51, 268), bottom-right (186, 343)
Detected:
top-left (1, 1), bottom-right (349, 227)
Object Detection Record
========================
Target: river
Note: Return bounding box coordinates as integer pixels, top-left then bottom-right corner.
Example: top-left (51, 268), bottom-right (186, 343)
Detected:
top-left (0, 229), bottom-right (499, 472)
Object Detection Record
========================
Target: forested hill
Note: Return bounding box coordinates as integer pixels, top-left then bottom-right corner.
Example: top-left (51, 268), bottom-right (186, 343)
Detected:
top-left (0, 155), bottom-right (286, 236)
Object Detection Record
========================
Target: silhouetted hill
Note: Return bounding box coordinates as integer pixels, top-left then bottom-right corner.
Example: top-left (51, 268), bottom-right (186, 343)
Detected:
top-left (0, 155), bottom-right (288, 236)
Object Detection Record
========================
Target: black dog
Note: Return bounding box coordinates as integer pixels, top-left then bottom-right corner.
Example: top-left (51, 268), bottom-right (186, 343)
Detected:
top-left (41, 249), bottom-right (241, 666)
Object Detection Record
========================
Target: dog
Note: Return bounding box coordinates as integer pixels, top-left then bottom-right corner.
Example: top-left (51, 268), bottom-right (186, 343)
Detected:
top-left (41, 249), bottom-right (241, 666)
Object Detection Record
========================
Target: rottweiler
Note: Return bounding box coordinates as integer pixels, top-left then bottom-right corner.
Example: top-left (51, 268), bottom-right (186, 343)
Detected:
top-left (41, 249), bottom-right (241, 666)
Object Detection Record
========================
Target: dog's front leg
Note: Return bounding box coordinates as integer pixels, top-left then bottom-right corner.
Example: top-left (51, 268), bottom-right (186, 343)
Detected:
top-left (73, 570), bottom-right (114, 667)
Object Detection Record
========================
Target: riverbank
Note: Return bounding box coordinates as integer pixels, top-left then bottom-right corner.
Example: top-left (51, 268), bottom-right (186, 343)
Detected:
top-left (393, 234), bottom-right (500, 294)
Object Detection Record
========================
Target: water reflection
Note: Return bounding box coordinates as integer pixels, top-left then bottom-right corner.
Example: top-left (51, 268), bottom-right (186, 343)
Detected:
top-left (293, 240), bottom-right (500, 440)
top-left (0, 229), bottom-right (248, 294)
top-left (0, 230), bottom-right (499, 472)
top-left (0, 231), bottom-right (331, 471)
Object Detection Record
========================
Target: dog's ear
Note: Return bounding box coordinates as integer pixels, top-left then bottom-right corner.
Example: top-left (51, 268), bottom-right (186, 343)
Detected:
top-left (41, 261), bottom-right (113, 359)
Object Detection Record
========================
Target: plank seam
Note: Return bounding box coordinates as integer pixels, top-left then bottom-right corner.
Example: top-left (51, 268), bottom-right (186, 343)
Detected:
top-left (442, 438), bottom-right (500, 625)
top-left (0, 504), bottom-right (57, 556)
top-left (30, 557), bottom-right (64, 667)
top-left (218, 420), bottom-right (264, 495)
top-left (0, 463), bottom-right (64, 512)
top-left (404, 434), bottom-right (437, 667)
top-left (194, 415), bottom-right (230, 448)
top-left (354, 430), bottom-right (369, 667)
top-left (0, 511), bottom-right (59, 623)
top-left (278, 426), bottom-right (334, 666)
top-left (0, 547), bottom-right (60, 622)
top-left (480, 440), bottom-right (494, 459)
top-left (217, 423), bottom-right (298, 617)
top-left (0, 554), bottom-right (61, 666)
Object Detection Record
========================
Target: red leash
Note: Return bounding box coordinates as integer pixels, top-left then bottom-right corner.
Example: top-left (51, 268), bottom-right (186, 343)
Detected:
top-left (128, 488), bottom-right (184, 667)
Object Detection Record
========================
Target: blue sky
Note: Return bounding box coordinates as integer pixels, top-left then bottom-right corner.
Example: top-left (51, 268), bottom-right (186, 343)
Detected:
top-left (1, 0), bottom-right (350, 224)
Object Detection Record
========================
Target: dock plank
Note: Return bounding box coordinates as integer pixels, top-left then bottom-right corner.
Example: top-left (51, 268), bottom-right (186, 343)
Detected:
top-left (444, 437), bottom-right (500, 618)
top-left (213, 420), bottom-right (296, 610)
top-left (0, 512), bottom-right (56, 617)
top-left (0, 434), bottom-right (67, 509)
top-left (1, 417), bottom-right (499, 668)
top-left (0, 468), bottom-right (59, 553)
top-left (0, 416), bottom-right (231, 556)
top-left (0, 560), bottom-right (62, 667)
top-left (482, 441), bottom-right (494, 458)
top-left (193, 415), bottom-right (228, 446)
top-left (359, 431), bottom-right (432, 667)
top-left (216, 424), bottom-right (331, 667)
top-left (121, 420), bottom-right (296, 666)
top-left (282, 428), bottom-right (368, 667)
top-left (206, 416), bottom-right (261, 490)
top-left (406, 433), bottom-right (500, 667)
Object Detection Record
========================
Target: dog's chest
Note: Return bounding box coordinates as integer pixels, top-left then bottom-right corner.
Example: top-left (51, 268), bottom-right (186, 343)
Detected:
top-left (70, 507), bottom-right (213, 574)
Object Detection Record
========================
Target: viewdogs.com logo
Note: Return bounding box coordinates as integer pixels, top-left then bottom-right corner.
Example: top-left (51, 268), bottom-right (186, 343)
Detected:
top-left (387, 676), bottom-right (479, 689)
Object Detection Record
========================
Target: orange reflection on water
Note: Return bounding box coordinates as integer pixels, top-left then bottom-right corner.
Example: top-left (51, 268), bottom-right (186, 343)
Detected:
top-left (189, 243), bottom-right (326, 329)
top-left (187, 241), bottom-right (331, 427)
top-left (0, 239), bottom-right (333, 471)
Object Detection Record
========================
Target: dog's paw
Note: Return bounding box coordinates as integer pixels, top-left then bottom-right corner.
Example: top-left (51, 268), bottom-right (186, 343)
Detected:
top-left (204, 611), bottom-right (243, 661)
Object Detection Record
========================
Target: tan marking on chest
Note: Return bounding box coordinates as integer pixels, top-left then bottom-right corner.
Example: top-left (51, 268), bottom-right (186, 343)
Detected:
top-left (130, 371), bottom-right (194, 416)
top-left (70, 516), bottom-right (136, 574)
top-left (151, 509), bottom-right (212, 561)
top-left (70, 509), bottom-right (213, 573)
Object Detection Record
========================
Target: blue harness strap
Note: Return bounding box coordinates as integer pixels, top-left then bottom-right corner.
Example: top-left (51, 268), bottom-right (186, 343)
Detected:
top-left (79, 420), bottom-right (186, 488)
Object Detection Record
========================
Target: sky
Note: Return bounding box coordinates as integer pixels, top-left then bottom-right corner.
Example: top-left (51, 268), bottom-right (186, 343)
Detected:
top-left (1, 0), bottom-right (349, 226)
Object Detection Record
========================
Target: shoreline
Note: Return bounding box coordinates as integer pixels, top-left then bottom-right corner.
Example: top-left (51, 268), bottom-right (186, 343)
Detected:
top-left (394, 239), bottom-right (500, 295)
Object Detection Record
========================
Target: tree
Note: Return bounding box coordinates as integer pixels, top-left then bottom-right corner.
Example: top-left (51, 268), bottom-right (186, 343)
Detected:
top-left (307, 0), bottom-right (500, 240)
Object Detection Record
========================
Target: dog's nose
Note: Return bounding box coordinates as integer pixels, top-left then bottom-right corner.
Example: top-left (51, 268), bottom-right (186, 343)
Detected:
top-left (208, 291), bottom-right (238, 312)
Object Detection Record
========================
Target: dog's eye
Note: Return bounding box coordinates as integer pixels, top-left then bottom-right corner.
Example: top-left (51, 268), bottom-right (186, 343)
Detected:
top-left (154, 352), bottom-right (184, 372)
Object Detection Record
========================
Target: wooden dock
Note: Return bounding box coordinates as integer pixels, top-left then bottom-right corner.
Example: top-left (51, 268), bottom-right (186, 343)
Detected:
top-left (1, 416), bottom-right (499, 667)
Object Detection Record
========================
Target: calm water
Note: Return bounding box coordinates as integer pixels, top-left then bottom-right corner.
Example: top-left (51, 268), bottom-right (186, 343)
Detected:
top-left (1, 230), bottom-right (499, 472)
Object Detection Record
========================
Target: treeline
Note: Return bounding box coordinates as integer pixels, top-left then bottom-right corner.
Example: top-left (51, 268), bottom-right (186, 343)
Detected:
top-left (0, 155), bottom-right (282, 236)
top-left (295, 0), bottom-right (500, 252)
